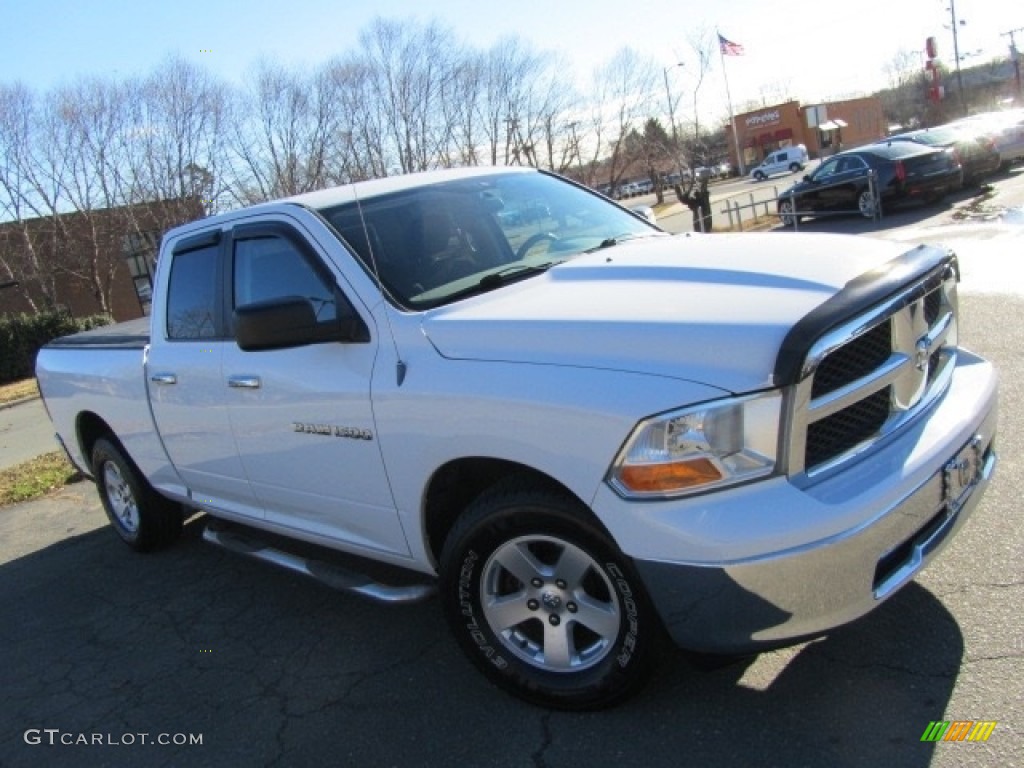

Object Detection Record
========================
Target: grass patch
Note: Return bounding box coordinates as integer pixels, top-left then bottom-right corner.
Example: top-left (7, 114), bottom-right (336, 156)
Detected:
top-left (0, 451), bottom-right (83, 507)
top-left (0, 378), bottom-right (38, 405)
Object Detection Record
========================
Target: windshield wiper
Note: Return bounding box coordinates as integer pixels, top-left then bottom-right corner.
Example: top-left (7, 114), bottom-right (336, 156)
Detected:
top-left (477, 261), bottom-right (560, 289)
top-left (433, 261), bottom-right (561, 305)
top-left (586, 232), bottom-right (649, 252)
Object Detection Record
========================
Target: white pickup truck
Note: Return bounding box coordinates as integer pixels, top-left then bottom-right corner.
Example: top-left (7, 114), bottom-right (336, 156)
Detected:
top-left (36, 166), bottom-right (998, 710)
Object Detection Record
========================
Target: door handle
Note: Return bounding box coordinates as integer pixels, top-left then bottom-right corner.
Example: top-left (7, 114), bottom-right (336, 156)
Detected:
top-left (228, 376), bottom-right (261, 389)
top-left (150, 373), bottom-right (177, 385)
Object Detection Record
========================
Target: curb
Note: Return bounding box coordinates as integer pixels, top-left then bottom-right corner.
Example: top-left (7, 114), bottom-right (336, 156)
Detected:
top-left (0, 395), bottom-right (41, 411)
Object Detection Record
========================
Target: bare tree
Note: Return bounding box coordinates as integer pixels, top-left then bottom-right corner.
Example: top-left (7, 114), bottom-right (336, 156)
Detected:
top-left (684, 27), bottom-right (715, 149)
top-left (442, 50), bottom-right (485, 167)
top-left (228, 61), bottom-right (344, 203)
top-left (520, 53), bottom-right (579, 174)
top-left (884, 49), bottom-right (923, 91)
top-left (43, 78), bottom-right (138, 315)
top-left (476, 38), bottom-right (553, 166)
top-left (133, 56), bottom-right (229, 216)
top-left (357, 18), bottom-right (462, 174)
top-left (0, 84), bottom-right (56, 311)
top-left (586, 47), bottom-right (659, 191)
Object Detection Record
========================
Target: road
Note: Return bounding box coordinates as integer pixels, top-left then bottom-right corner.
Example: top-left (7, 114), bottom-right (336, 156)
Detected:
top-left (1, 170), bottom-right (1022, 767)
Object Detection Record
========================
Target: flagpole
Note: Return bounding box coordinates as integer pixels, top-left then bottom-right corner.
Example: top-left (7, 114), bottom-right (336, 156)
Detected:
top-left (718, 31), bottom-right (746, 176)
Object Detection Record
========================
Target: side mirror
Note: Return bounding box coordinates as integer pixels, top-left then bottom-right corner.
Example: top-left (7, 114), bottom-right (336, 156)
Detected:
top-left (235, 295), bottom-right (368, 351)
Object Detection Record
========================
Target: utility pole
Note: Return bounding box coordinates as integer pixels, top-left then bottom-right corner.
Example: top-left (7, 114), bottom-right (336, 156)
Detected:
top-left (1002, 27), bottom-right (1024, 99)
top-left (947, 0), bottom-right (968, 116)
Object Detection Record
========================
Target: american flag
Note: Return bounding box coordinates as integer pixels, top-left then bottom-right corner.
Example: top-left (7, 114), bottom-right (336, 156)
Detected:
top-left (718, 34), bottom-right (745, 56)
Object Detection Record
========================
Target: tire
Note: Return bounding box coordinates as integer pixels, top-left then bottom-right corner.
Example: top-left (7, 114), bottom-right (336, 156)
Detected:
top-left (92, 438), bottom-right (182, 552)
top-left (778, 199), bottom-right (799, 227)
top-left (753, 171), bottom-right (765, 181)
top-left (789, 162), bottom-right (801, 173)
top-left (439, 479), bottom-right (660, 710)
top-left (857, 188), bottom-right (877, 219)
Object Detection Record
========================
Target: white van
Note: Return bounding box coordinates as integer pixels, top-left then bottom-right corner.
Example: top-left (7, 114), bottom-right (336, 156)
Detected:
top-left (750, 145), bottom-right (808, 181)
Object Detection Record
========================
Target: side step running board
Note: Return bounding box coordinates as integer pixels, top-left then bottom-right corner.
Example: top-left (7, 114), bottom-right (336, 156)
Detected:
top-left (203, 524), bottom-right (436, 604)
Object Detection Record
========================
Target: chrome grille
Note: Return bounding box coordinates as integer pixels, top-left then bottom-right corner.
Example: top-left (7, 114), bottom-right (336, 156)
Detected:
top-left (810, 321), bottom-right (891, 399)
top-left (805, 386), bottom-right (891, 468)
top-left (790, 264), bottom-right (959, 478)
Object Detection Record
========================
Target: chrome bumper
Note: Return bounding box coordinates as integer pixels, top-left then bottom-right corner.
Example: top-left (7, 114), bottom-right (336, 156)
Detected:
top-left (628, 362), bottom-right (998, 654)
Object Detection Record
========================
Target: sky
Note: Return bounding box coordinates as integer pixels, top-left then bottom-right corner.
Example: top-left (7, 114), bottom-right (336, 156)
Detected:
top-left (0, 0), bottom-right (1018, 125)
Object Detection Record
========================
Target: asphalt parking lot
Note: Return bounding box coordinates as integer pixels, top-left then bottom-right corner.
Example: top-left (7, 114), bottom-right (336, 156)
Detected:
top-left (1, 170), bottom-right (1022, 767)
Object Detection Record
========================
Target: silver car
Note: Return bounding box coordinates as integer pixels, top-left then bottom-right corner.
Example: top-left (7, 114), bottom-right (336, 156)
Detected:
top-left (953, 110), bottom-right (1024, 169)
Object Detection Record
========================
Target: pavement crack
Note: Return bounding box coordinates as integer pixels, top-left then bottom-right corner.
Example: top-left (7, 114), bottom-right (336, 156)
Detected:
top-left (531, 712), bottom-right (554, 768)
top-left (964, 651), bottom-right (1024, 664)
top-left (933, 580), bottom-right (1024, 599)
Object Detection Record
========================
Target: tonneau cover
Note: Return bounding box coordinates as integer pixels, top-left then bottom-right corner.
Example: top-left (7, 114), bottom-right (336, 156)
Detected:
top-left (44, 317), bottom-right (151, 349)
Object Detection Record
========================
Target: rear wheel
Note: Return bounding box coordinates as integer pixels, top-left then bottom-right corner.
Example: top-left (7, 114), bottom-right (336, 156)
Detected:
top-left (93, 438), bottom-right (182, 552)
top-left (778, 199), bottom-right (800, 227)
top-left (788, 162), bottom-right (801, 173)
top-left (857, 188), bottom-right (877, 218)
top-left (440, 479), bottom-right (660, 710)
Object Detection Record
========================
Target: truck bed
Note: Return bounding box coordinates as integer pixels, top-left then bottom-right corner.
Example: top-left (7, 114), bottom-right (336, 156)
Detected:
top-left (44, 317), bottom-right (150, 349)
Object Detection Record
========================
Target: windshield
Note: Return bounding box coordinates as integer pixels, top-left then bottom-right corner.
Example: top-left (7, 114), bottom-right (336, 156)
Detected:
top-left (317, 171), bottom-right (660, 309)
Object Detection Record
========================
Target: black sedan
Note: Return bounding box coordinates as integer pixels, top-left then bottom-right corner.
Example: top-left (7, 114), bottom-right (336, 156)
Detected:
top-left (886, 123), bottom-right (1001, 185)
top-left (777, 143), bottom-right (962, 226)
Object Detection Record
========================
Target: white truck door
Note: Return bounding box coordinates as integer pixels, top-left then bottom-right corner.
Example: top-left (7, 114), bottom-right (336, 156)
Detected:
top-left (221, 220), bottom-right (409, 557)
top-left (147, 231), bottom-right (264, 519)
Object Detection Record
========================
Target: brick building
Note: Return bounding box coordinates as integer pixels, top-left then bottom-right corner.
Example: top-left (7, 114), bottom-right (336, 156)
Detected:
top-left (0, 198), bottom-right (203, 322)
top-left (726, 97), bottom-right (887, 172)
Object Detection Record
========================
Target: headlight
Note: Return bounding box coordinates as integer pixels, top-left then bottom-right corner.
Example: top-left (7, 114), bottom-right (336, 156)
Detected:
top-left (608, 392), bottom-right (781, 499)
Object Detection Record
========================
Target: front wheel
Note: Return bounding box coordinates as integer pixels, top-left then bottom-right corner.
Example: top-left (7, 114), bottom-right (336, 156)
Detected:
top-left (440, 480), bottom-right (660, 710)
top-left (93, 438), bottom-right (182, 552)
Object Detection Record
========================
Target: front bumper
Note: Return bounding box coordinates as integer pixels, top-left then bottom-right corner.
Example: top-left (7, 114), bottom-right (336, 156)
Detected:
top-left (593, 351), bottom-right (998, 653)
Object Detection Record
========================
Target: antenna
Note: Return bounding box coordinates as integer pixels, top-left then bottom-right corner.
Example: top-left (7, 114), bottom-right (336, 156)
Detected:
top-left (350, 185), bottom-right (408, 387)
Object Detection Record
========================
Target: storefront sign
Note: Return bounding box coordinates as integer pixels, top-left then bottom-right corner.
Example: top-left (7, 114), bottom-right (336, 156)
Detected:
top-left (745, 110), bottom-right (781, 128)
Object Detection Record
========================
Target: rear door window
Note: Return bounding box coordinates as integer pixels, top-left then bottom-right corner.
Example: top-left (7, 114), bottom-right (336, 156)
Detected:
top-left (166, 244), bottom-right (220, 340)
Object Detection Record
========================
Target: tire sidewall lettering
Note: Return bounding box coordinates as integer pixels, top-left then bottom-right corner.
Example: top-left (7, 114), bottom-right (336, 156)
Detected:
top-left (606, 562), bottom-right (640, 668)
top-left (458, 549), bottom-right (508, 671)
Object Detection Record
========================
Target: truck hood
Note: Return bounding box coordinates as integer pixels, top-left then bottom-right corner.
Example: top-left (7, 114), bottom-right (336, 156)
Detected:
top-left (421, 233), bottom-right (917, 393)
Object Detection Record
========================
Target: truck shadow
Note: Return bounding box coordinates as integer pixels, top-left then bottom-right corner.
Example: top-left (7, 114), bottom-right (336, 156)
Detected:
top-left (1, 513), bottom-right (960, 767)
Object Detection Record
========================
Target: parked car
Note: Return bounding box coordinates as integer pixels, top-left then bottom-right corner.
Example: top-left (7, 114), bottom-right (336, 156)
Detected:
top-left (614, 182), bottom-right (638, 199)
top-left (628, 204), bottom-right (657, 223)
top-left (750, 145), bottom-right (808, 181)
top-left (886, 123), bottom-right (1001, 185)
top-left (776, 142), bottom-right (962, 225)
top-left (951, 110), bottom-right (1024, 170)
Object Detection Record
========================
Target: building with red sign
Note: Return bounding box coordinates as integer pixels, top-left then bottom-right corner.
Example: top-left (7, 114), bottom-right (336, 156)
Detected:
top-left (725, 97), bottom-right (886, 173)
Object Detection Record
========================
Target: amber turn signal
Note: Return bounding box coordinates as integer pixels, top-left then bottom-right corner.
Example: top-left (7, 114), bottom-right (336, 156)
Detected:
top-left (618, 458), bottom-right (723, 493)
